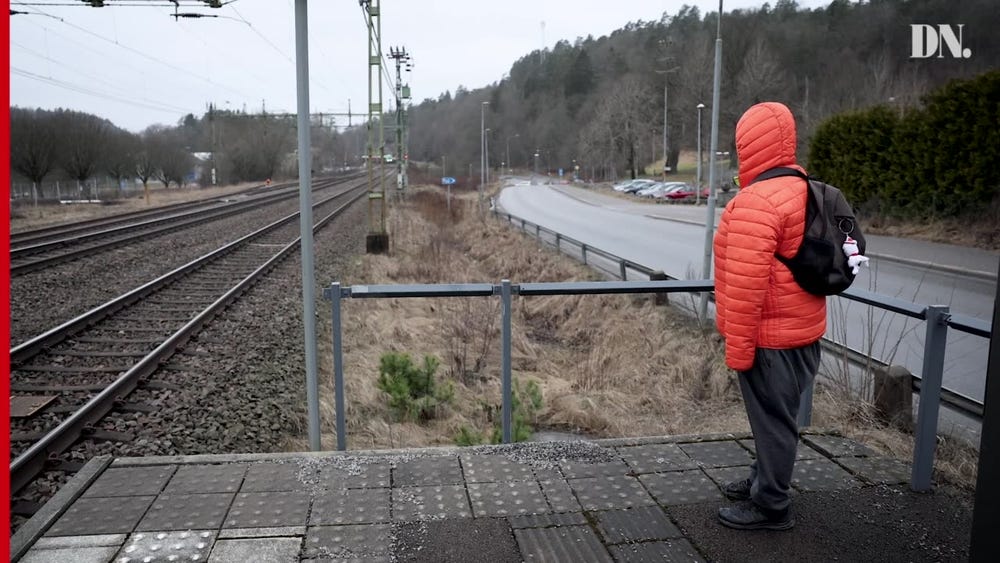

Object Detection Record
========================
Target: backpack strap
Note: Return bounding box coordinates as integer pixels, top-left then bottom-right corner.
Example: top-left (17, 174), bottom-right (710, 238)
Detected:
top-left (748, 166), bottom-right (807, 185)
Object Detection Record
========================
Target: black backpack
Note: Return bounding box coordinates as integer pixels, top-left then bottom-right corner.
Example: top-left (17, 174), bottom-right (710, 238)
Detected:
top-left (750, 167), bottom-right (866, 296)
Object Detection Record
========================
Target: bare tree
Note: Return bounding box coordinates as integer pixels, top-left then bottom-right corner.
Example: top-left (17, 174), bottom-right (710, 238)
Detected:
top-left (10, 108), bottom-right (58, 196)
top-left (57, 110), bottom-right (112, 197)
top-left (735, 38), bottom-right (788, 107)
top-left (105, 130), bottom-right (138, 194)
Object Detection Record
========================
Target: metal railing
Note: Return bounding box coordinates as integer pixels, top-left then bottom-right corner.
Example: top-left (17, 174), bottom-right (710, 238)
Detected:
top-left (323, 275), bottom-right (987, 493)
top-left (490, 208), bottom-right (990, 421)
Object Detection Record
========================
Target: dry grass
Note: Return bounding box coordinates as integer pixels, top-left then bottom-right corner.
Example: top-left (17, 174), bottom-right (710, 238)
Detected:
top-left (864, 211), bottom-right (1000, 251)
top-left (9, 181), bottom-right (263, 232)
top-left (292, 184), bottom-right (977, 490)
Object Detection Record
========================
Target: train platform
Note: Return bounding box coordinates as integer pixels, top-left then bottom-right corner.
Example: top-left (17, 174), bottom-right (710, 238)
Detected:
top-left (10, 431), bottom-right (973, 562)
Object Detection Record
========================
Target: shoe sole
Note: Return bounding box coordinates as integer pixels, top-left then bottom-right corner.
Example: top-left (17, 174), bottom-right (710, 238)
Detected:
top-left (717, 516), bottom-right (795, 531)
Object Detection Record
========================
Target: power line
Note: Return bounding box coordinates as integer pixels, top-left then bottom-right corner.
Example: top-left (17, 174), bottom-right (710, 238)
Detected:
top-left (11, 65), bottom-right (196, 114)
top-left (12, 2), bottom-right (254, 99)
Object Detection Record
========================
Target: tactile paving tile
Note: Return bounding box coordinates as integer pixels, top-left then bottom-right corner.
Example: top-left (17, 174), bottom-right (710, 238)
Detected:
top-left (835, 455), bottom-right (910, 485)
top-left (559, 460), bottom-right (632, 479)
top-left (164, 464), bottom-right (248, 494)
top-left (240, 462), bottom-right (304, 492)
top-left (514, 525), bottom-right (614, 563)
top-left (223, 491), bottom-right (311, 528)
top-left (206, 537), bottom-right (302, 563)
top-left (115, 530), bottom-right (216, 563)
top-left (595, 506), bottom-right (682, 544)
top-left (467, 481), bottom-right (550, 517)
top-left (639, 470), bottom-right (723, 505)
top-left (303, 523), bottom-right (392, 559)
top-left (678, 441), bottom-right (754, 467)
top-left (83, 466), bottom-right (176, 498)
top-left (392, 456), bottom-right (464, 487)
top-left (310, 463), bottom-right (392, 490)
top-left (136, 493), bottom-right (233, 531)
top-left (392, 485), bottom-right (472, 521)
top-left (791, 458), bottom-right (860, 491)
top-left (568, 475), bottom-right (656, 511)
top-left (509, 511), bottom-right (588, 529)
top-left (617, 444), bottom-right (699, 474)
top-left (310, 488), bottom-right (391, 525)
top-left (802, 435), bottom-right (873, 457)
top-left (45, 496), bottom-right (155, 536)
top-left (608, 538), bottom-right (706, 563)
top-left (739, 439), bottom-right (824, 461)
top-left (539, 479), bottom-right (584, 513)
top-left (461, 454), bottom-right (535, 483)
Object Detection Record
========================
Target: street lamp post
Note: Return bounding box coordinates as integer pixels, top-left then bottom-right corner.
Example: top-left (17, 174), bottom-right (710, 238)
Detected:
top-left (485, 128), bottom-right (491, 185)
top-left (533, 151), bottom-right (540, 180)
top-left (506, 133), bottom-right (519, 176)
top-left (696, 103), bottom-right (705, 205)
top-left (480, 101), bottom-right (489, 206)
top-left (699, 0), bottom-right (724, 323)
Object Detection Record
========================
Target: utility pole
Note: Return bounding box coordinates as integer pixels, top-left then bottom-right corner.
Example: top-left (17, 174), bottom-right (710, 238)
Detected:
top-left (389, 46), bottom-right (411, 195)
top-left (699, 0), bottom-right (724, 323)
top-left (362, 0), bottom-right (388, 253)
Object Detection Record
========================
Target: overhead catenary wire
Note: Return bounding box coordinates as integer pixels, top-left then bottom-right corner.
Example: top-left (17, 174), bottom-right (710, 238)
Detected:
top-left (11, 66), bottom-right (197, 114)
top-left (12, 2), bottom-right (254, 100)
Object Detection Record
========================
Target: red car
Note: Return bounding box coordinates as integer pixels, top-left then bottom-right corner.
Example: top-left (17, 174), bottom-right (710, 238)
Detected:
top-left (661, 184), bottom-right (697, 200)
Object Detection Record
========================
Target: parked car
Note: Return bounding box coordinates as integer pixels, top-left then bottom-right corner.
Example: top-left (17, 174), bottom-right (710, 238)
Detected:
top-left (612, 179), bottom-right (638, 192)
top-left (623, 179), bottom-right (657, 194)
top-left (643, 182), bottom-right (687, 198)
top-left (662, 183), bottom-right (698, 200)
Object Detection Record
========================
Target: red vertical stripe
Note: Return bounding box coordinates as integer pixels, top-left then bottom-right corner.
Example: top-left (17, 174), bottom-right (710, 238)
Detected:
top-left (3, 0), bottom-right (14, 550)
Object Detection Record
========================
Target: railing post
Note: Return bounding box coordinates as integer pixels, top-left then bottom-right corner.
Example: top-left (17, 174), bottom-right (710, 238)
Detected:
top-left (619, 260), bottom-right (627, 281)
top-left (911, 305), bottom-right (950, 491)
top-left (500, 279), bottom-right (513, 443)
top-left (330, 283), bottom-right (347, 451)
top-left (581, 243), bottom-right (588, 265)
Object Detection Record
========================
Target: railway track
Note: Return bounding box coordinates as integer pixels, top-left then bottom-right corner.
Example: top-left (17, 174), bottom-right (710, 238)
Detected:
top-left (8, 174), bottom-right (371, 496)
top-left (8, 178), bottom-right (291, 248)
top-left (9, 175), bottom-right (360, 276)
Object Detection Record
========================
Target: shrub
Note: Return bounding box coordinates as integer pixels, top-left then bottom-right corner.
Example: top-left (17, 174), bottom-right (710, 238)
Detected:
top-left (376, 352), bottom-right (454, 422)
top-left (453, 379), bottom-right (544, 445)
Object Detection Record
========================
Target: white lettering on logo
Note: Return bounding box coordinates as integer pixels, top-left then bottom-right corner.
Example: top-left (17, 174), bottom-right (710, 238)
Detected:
top-left (911, 24), bottom-right (971, 59)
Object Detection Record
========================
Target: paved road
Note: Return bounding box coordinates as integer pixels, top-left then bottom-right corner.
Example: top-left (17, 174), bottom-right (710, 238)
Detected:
top-left (497, 180), bottom-right (997, 405)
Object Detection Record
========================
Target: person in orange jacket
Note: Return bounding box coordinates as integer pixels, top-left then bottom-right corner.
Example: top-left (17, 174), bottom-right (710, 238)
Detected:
top-left (713, 101), bottom-right (824, 531)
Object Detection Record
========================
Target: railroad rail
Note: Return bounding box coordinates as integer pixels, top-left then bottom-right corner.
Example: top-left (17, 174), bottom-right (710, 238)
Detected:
top-left (8, 174), bottom-right (370, 496)
top-left (8, 178), bottom-right (294, 248)
top-left (9, 174), bottom-right (361, 276)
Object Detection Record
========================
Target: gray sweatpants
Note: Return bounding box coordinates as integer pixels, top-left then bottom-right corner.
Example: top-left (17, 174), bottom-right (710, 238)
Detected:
top-left (738, 342), bottom-right (821, 512)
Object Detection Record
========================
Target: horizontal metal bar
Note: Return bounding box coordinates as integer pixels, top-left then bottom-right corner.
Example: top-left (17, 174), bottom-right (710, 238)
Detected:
top-left (841, 287), bottom-right (927, 319)
top-left (948, 313), bottom-right (992, 339)
top-left (518, 280), bottom-right (713, 296)
top-left (346, 283), bottom-right (496, 298)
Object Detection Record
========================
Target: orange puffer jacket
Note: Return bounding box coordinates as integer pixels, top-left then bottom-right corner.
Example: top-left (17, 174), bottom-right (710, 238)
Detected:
top-left (713, 102), bottom-right (826, 371)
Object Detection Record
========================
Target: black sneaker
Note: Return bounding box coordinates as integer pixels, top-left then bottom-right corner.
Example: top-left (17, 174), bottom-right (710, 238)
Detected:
top-left (721, 477), bottom-right (752, 501)
top-left (718, 503), bottom-right (794, 531)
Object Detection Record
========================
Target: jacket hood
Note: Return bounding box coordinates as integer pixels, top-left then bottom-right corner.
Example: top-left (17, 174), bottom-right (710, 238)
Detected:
top-left (735, 102), bottom-right (798, 189)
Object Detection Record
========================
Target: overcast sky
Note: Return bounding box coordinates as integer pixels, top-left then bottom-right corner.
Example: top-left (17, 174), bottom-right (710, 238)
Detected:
top-left (10, 0), bottom-right (831, 132)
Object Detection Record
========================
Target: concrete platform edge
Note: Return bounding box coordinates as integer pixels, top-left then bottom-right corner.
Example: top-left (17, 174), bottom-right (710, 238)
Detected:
top-left (10, 455), bottom-right (114, 562)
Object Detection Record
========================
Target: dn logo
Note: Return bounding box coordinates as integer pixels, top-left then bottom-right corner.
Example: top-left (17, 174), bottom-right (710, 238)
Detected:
top-left (911, 24), bottom-right (972, 59)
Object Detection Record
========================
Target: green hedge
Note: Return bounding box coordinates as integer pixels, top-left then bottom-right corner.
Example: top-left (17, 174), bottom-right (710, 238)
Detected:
top-left (808, 70), bottom-right (1000, 220)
